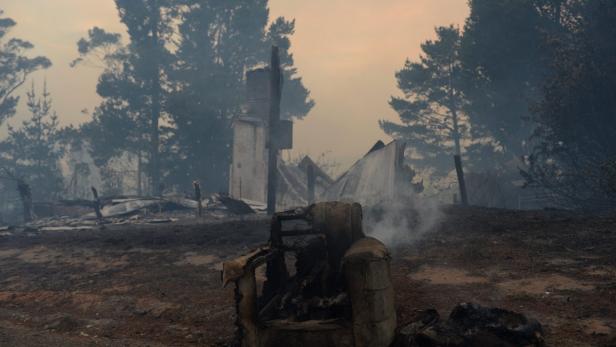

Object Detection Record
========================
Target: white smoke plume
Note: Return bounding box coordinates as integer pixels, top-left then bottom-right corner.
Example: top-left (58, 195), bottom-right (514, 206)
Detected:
top-left (362, 194), bottom-right (443, 248)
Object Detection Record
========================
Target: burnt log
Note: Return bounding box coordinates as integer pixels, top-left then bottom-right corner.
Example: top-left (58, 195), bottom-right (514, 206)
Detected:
top-left (17, 179), bottom-right (32, 223)
top-left (91, 187), bottom-right (103, 221)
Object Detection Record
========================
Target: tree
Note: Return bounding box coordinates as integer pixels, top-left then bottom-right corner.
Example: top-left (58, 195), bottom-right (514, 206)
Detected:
top-left (522, 0), bottom-right (616, 209)
top-left (0, 82), bottom-right (64, 200)
top-left (380, 26), bottom-right (471, 183)
top-left (75, 1), bottom-right (312, 195)
top-left (0, 9), bottom-right (51, 124)
top-left (460, 0), bottom-right (563, 158)
top-left (166, 0), bottom-right (313, 192)
top-left (72, 27), bottom-right (149, 194)
top-left (268, 17), bottom-right (315, 120)
top-left (114, 0), bottom-right (176, 195)
top-left (73, 0), bottom-right (176, 195)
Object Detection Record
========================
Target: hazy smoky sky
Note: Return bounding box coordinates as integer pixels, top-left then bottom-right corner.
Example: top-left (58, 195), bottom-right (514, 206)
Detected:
top-left (2, 0), bottom-right (468, 173)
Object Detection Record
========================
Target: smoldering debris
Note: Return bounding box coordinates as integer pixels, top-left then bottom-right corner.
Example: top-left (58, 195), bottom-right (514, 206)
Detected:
top-left (222, 202), bottom-right (546, 347)
top-left (394, 303), bottom-right (544, 347)
top-left (223, 202), bottom-right (398, 347)
top-left (0, 193), bottom-right (259, 234)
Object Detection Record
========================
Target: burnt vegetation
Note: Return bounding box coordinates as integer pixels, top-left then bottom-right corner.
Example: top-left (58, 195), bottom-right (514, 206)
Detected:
top-left (383, 0), bottom-right (616, 210)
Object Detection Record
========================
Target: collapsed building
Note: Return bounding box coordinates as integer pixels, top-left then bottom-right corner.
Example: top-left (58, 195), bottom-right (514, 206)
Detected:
top-left (228, 68), bottom-right (332, 209)
top-left (228, 67), bottom-right (418, 210)
top-left (224, 60), bottom-right (544, 347)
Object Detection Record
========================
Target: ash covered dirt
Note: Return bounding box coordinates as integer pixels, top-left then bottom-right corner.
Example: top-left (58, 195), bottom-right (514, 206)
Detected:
top-left (0, 207), bottom-right (615, 346)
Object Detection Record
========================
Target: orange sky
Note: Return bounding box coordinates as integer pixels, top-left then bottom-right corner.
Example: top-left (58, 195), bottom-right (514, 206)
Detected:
top-left (2, 0), bottom-right (469, 172)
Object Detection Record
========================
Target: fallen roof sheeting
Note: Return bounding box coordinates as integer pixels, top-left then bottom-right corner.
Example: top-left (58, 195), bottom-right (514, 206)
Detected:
top-left (277, 159), bottom-right (332, 209)
top-left (325, 140), bottom-right (406, 205)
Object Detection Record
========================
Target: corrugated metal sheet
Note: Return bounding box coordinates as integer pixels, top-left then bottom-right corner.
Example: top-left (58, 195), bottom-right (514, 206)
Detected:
top-left (325, 141), bottom-right (406, 205)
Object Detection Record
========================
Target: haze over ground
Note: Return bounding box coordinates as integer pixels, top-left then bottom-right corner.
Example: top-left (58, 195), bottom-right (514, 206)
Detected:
top-left (2, 0), bottom-right (468, 173)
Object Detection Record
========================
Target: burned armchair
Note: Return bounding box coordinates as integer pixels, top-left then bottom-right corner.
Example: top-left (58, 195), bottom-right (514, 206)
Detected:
top-left (222, 202), bottom-right (397, 347)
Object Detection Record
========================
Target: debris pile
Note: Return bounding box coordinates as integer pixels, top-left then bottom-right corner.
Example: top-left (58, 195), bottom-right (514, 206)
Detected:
top-left (1, 193), bottom-right (259, 232)
top-left (395, 303), bottom-right (545, 347)
top-left (222, 202), bottom-right (397, 347)
top-left (221, 202), bottom-right (546, 347)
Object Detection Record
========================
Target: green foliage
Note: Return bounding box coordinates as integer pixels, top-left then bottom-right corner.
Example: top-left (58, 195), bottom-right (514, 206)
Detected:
top-left (381, 1), bottom-right (582, 205)
top-left (380, 26), bottom-right (471, 179)
top-left (167, 0), bottom-right (313, 192)
top-left (0, 9), bottom-right (51, 124)
top-left (70, 27), bottom-right (122, 68)
top-left (460, 0), bottom-right (563, 157)
top-left (74, 0), bottom-right (313, 194)
top-left (268, 17), bottom-right (315, 120)
top-left (0, 82), bottom-right (65, 199)
top-left (522, 0), bottom-right (616, 209)
top-left (72, 27), bottom-right (147, 165)
top-left (72, 1), bottom-right (174, 195)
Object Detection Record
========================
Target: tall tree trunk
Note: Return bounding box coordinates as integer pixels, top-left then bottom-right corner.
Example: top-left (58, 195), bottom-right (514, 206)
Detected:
top-left (451, 108), bottom-right (462, 157)
top-left (449, 81), bottom-right (468, 205)
top-left (448, 61), bottom-right (463, 158)
top-left (150, 4), bottom-right (161, 196)
top-left (151, 80), bottom-right (161, 196)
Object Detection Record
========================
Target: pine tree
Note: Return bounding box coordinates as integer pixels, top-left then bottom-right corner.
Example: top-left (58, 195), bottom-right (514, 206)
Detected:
top-left (73, 0), bottom-right (175, 196)
top-left (380, 26), bottom-right (471, 185)
top-left (114, 0), bottom-right (176, 195)
top-left (522, 0), bottom-right (616, 209)
top-left (167, 0), bottom-right (313, 192)
top-left (75, 1), bottom-right (312, 194)
top-left (460, 0), bottom-right (563, 158)
top-left (0, 82), bottom-right (64, 199)
top-left (0, 9), bottom-right (51, 124)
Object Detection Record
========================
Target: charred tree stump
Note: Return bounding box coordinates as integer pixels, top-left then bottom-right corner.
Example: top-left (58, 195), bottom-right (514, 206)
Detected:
top-left (91, 186), bottom-right (103, 221)
top-left (193, 180), bottom-right (202, 217)
top-left (454, 155), bottom-right (469, 206)
top-left (267, 46), bottom-right (282, 215)
top-left (17, 179), bottom-right (32, 223)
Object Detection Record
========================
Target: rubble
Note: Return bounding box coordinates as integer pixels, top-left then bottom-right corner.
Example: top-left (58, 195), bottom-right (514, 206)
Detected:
top-left (223, 202), bottom-right (397, 347)
top-left (222, 202), bottom-right (548, 347)
top-left (0, 194), bottom-right (259, 233)
top-left (395, 303), bottom-right (544, 347)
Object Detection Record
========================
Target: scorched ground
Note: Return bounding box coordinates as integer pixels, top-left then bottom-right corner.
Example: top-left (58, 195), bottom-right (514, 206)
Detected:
top-left (0, 206), bottom-right (615, 346)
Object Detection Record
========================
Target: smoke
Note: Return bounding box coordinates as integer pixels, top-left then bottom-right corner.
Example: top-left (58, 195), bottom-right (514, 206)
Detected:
top-left (363, 194), bottom-right (442, 248)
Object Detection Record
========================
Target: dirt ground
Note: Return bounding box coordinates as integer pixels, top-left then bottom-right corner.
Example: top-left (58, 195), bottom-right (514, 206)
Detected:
top-left (0, 206), bottom-right (615, 346)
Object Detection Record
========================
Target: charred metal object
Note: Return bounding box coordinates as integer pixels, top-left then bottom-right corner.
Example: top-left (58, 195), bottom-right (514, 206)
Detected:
top-left (222, 202), bottom-right (397, 347)
top-left (394, 303), bottom-right (545, 347)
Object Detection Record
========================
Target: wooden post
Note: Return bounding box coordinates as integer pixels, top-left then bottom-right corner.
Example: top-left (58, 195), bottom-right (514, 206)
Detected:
top-left (267, 46), bottom-right (282, 215)
top-left (91, 186), bottom-right (103, 221)
top-left (193, 181), bottom-right (202, 217)
top-left (149, 4), bottom-right (162, 197)
top-left (137, 151), bottom-right (142, 196)
top-left (454, 155), bottom-right (469, 206)
top-left (306, 162), bottom-right (315, 205)
top-left (17, 179), bottom-right (32, 223)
